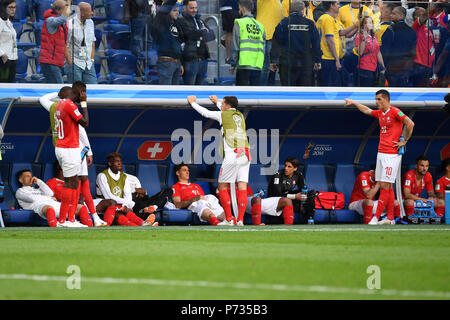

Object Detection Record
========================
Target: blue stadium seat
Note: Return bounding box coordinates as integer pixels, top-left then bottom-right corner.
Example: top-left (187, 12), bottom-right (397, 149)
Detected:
top-left (136, 163), bottom-right (169, 198)
top-left (104, 0), bottom-right (125, 24)
top-left (162, 209), bottom-right (194, 224)
top-left (10, 163), bottom-right (43, 193)
top-left (106, 52), bottom-right (137, 84)
top-left (15, 49), bottom-right (29, 82)
top-left (14, 0), bottom-right (28, 21)
top-left (334, 164), bottom-right (364, 207)
top-left (167, 163), bottom-right (199, 189)
top-left (1, 209), bottom-right (48, 226)
top-left (36, 0), bottom-right (53, 21)
top-left (304, 164), bottom-right (336, 192)
top-left (313, 210), bottom-right (329, 224)
top-left (42, 162), bottom-right (56, 183)
top-left (103, 23), bottom-right (131, 51)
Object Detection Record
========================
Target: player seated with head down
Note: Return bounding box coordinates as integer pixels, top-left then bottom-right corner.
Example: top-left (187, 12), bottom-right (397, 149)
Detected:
top-left (46, 160), bottom-right (109, 227)
top-left (435, 158), bottom-right (450, 217)
top-left (349, 168), bottom-right (401, 225)
top-left (96, 152), bottom-right (158, 227)
top-left (15, 169), bottom-right (90, 227)
top-left (402, 155), bottom-right (437, 217)
top-left (171, 163), bottom-right (231, 226)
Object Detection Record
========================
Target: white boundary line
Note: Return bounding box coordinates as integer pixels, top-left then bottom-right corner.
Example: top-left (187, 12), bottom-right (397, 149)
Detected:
top-left (0, 273), bottom-right (449, 299)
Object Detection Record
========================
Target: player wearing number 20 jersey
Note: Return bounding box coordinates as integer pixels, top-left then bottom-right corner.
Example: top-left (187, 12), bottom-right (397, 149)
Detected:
top-left (54, 99), bottom-right (83, 179)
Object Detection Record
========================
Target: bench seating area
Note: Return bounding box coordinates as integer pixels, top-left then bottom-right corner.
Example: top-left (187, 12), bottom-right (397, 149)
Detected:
top-left (0, 161), bottom-right (439, 226)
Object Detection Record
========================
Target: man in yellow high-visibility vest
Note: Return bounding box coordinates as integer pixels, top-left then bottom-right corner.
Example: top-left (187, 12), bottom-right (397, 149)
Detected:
top-left (230, 0), bottom-right (266, 86)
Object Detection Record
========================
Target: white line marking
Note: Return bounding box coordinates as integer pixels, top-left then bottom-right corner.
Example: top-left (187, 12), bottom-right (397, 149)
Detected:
top-left (0, 273), bottom-right (448, 298)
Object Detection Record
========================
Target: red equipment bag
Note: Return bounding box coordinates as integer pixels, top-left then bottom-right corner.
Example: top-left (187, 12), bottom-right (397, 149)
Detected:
top-left (314, 191), bottom-right (345, 210)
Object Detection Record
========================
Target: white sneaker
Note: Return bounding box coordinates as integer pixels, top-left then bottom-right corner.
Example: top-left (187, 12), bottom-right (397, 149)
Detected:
top-left (94, 217), bottom-right (108, 227)
top-left (368, 217), bottom-right (379, 225)
top-left (57, 221), bottom-right (72, 228)
top-left (236, 220), bottom-right (244, 227)
top-left (378, 219), bottom-right (395, 225)
top-left (67, 220), bottom-right (88, 228)
top-left (218, 219), bottom-right (235, 226)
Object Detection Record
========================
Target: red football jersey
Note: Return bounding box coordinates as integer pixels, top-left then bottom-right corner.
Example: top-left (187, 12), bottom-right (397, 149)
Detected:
top-left (371, 107), bottom-right (406, 154)
top-left (55, 99), bottom-right (82, 148)
top-left (435, 176), bottom-right (450, 196)
top-left (171, 182), bottom-right (205, 201)
top-left (349, 171), bottom-right (376, 203)
top-left (402, 169), bottom-right (434, 197)
top-left (46, 177), bottom-right (64, 201)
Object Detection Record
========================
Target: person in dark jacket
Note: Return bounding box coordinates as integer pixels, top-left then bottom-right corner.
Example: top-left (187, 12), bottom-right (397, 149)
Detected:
top-left (122, 0), bottom-right (155, 57)
top-left (267, 157), bottom-right (315, 224)
top-left (381, 6), bottom-right (417, 87)
top-left (176, 0), bottom-right (214, 85)
top-left (151, 0), bottom-right (184, 85)
top-left (270, 0), bottom-right (322, 86)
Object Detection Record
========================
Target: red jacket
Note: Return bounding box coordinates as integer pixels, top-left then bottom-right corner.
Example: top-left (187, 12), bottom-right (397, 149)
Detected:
top-left (39, 9), bottom-right (68, 67)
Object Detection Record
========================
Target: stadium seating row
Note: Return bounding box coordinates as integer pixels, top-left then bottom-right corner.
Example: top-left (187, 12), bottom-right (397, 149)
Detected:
top-left (0, 161), bottom-right (439, 227)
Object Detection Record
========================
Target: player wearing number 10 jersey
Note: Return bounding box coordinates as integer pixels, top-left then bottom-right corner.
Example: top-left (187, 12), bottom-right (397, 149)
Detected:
top-left (54, 81), bottom-right (89, 227)
top-left (345, 89), bottom-right (415, 225)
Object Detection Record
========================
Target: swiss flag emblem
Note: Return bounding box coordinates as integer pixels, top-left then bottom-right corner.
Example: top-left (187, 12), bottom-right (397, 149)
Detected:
top-left (138, 141), bottom-right (172, 160)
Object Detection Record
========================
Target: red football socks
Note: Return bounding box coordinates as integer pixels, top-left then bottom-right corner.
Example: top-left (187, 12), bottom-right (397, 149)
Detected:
top-left (435, 206), bottom-right (445, 217)
top-left (58, 187), bottom-right (72, 223)
top-left (218, 189), bottom-right (233, 221)
top-left (374, 189), bottom-right (390, 220)
top-left (78, 206), bottom-right (93, 227)
top-left (385, 189), bottom-right (395, 221)
top-left (67, 188), bottom-right (78, 222)
top-left (209, 216), bottom-right (220, 226)
top-left (282, 205), bottom-right (294, 225)
top-left (126, 211), bottom-right (144, 225)
top-left (46, 207), bottom-right (57, 227)
top-left (363, 204), bottom-right (374, 224)
top-left (103, 206), bottom-right (117, 226)
top-left (251, 203), bottom-right (262, 225)
top-left (405, 205), bottom-right (414, 217)
top-left (117, 215), bottom-right (138, 226)
top-left (394, 202), bottom-right (400, 218)
top-left (81, 179), bottom-right (96, 214)
top-left (237, 189), bottom-right (247, 222)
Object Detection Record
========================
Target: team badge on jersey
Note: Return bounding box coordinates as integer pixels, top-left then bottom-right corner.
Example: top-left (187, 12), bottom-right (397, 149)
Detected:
top-left (405, 180), bottom-right (411, 186)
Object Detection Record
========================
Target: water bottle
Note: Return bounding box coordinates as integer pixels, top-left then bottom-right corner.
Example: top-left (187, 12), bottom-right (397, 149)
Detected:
top-left (252, 189), bottom-right (265, 198)
top-left (307, 217), bottom-right (314, 225)
top-left (81, 146), bottom-right (90, 160)
top-left (398, 136), bottom-right (405, 155)
top-left (301, 185), bottom-right (308, 204)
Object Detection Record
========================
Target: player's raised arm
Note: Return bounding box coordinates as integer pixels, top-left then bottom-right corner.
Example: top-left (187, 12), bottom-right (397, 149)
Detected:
top-left (344, 99), bottom-right (373, 116)
top-left (39, 92), bottom-right (59, 111)
top-left (188, 95), bottom-right (222, 122)
top-left (77, 90), bottom-right (89, 128)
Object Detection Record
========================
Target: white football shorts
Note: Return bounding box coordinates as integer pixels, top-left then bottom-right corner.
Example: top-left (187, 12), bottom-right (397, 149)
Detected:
top-left (55, 147), bottom-right (81, 178)
top-left (375, 152), bottom-right (401, 183)
top-left (348, 199), bottom-right (385, 217)
top-left (188, 194), bottom-right (224, 222)
top-left (245, 196), bottom-right (282, 216)
top-left (35, 199), bottom-right (61, 220)
top-left (218, 152), bottom-right (250, 183)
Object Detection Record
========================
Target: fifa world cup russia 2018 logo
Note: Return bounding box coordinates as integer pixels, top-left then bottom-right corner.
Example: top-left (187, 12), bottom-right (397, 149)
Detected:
top-left (303, 141), bottom-right (315, 159)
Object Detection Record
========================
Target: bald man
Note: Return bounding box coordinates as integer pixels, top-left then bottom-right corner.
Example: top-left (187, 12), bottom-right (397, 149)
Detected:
top-left (66, 1), bottom-right (97, 84)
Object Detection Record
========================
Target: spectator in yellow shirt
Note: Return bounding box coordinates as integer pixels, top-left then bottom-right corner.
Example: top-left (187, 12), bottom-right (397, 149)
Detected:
top-left (316, 0), bottom-right (358, 86)
top-left (256, 0), bottom-right (284, 85)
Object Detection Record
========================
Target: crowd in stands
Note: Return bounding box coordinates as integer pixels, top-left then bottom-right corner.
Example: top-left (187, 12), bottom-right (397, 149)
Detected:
top-left (0, 0), bottom-right (448, 86)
